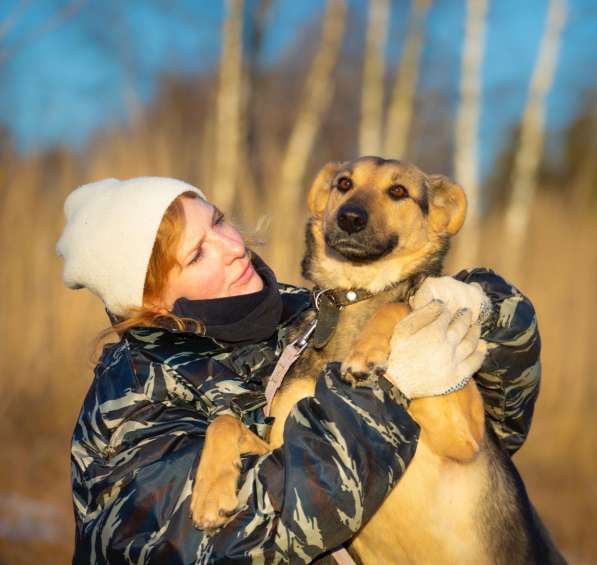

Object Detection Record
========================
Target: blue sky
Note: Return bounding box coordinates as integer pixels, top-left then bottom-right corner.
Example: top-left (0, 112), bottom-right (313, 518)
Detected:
top-left (0, 0), bottom-right (595, 179)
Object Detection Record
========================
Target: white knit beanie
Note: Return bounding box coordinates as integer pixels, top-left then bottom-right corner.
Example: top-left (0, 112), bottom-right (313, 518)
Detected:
top-left (56, 177), bottom-right (206, 316)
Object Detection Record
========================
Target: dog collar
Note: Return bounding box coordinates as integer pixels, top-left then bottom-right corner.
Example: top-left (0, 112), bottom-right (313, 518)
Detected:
top-left (321, 287), bottom-right (374, 307)
top-left (263, 287), bottom-right (374, 414)
top-left (312, 287), bottom-right (373, 350)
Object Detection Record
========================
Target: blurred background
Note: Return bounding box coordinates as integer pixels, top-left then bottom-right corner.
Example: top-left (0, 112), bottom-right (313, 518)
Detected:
top-left (0, 0), bottom-right (595, 563)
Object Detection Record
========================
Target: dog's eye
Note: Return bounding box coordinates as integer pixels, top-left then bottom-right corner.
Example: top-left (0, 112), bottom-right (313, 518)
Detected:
top-left (336, 176), bottom-right (353, 192)
top-left (388, 184), bottom-right (408, 200)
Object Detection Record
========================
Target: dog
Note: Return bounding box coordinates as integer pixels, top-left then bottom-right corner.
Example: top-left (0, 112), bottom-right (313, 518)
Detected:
top-left (191, 157), bottom-right (565, 564)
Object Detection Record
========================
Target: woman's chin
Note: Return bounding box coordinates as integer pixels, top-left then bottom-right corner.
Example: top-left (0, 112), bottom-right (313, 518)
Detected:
top-left (245, 272), bottom-right (265, 294)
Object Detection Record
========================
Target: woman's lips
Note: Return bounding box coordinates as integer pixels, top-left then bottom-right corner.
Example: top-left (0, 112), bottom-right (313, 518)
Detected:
top-left (232, 260), bottom-right (254, 287)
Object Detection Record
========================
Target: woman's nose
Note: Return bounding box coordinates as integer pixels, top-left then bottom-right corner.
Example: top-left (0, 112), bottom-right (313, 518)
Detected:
top-left (215, 229), bottom-right (246, 260)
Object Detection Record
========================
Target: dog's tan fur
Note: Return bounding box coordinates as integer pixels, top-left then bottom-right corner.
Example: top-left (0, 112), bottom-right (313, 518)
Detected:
top-left (305, 159), bottom-right (466, 293)
top-left (191, 157), bottom-right (563, 564)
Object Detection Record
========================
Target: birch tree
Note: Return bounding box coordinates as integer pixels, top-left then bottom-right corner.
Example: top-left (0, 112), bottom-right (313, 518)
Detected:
top-left (271, 0), bottom-right (347, 278)
top-left (453, 0), bottom-right (488, 268)
top-left (211, 0), bottom-right (245, 213)
top-left (572, 102), bottom-right (597, 212)
top-left (359, 0), bottom-right (389, 156)
top-left (238, 0), bottom-right (272, 224)
top-left (383, 0), bottom-right (431, 159)
top-left (504, 0), bottom-right (567, 271)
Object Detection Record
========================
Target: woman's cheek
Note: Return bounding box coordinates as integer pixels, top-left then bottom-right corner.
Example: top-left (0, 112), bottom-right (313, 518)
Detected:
top-left (195, 268), bottom-right (226, 299)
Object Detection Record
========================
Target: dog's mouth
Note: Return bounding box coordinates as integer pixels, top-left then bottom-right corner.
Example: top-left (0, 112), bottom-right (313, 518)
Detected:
top-left (325, 233), bottom-right (399, 263)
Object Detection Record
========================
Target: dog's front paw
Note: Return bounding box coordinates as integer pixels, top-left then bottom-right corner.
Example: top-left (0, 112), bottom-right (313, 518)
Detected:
top-left (341, 346), bottom-right (388, 386)
top-left (190, 463), bottom-right (240, 530)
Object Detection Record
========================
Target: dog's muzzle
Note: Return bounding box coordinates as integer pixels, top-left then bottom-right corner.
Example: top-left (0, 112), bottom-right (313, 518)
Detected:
top-left (325, 203), bottom-right (399, 262)
top-left (337, 204), bottom-right (368, 234)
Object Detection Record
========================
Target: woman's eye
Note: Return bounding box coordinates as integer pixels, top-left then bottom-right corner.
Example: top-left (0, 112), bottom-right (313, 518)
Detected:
top-left (189, 249), bottom-right (202, 264)
top-left (336, 176), bottom-right (353, 192)
top-left (212, 206), bottom-right (226, 225)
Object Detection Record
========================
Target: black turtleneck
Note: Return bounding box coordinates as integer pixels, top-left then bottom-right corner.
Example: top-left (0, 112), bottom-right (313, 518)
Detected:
top-left (171, 253), bottom-right (283, 345)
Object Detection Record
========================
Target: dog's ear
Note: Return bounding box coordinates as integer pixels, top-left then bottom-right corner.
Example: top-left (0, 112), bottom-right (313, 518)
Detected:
top-left (307, 162), bottom-right (343, 216)
top-left (428, 174), bottom-right (467, 236)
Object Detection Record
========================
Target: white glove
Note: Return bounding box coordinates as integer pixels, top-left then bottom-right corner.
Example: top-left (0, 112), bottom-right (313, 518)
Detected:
top-left (410, 276), bottom-right (492, 324)
top-left (385, 301), bottom-right (487, 400)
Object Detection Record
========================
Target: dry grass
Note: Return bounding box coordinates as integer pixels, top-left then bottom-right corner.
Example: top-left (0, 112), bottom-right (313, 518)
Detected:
top-left (0, 142), bottom-right (595, 563)
top-left (470, 196), bottom-right (597, 563)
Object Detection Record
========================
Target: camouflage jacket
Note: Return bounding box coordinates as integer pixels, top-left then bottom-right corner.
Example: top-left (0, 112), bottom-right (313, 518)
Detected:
top-left (71, 269), bottom-right (540, 564)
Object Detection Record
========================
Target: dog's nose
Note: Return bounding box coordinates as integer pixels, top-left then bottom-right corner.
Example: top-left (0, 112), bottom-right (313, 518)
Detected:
top-left (337, 205), bottom-right (368, 234)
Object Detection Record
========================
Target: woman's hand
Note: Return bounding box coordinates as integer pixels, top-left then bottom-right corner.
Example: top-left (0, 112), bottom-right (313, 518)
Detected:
top-left (384, 301), bottom-right (487, 400)
top-left (410, 276), bottom-right (491, 323)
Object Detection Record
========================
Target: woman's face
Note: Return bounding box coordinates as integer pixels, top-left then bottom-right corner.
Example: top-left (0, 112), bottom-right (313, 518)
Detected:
top-left (154, 197), bottom-right (264, 310)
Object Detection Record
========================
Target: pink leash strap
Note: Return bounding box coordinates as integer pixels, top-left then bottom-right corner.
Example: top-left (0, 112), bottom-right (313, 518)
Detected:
top-left (331, 547), bottom-right (357, 565)
top-left (263, 320), bottom-right (317, 416)
top-left (262, 318), bottom-right (357, 565)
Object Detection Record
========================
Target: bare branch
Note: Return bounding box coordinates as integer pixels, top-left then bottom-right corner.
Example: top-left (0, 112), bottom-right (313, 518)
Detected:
top-left (0, 0), bottom-right (86, 65)
top-left (504, 0), bottom-right (568, 271)
top-left (359, 0), bottom-right (389, 156)
top-left (0, 0), bottom-right (31, 42)
top-left (452, 0), bottom-right (488, 268)
top-left (383, 0), bottom-right (431, 159)
top-left (211, 0), bottom-right (245, 213)
top-left (238, 0), bottom-right (272, 224)
top-left (271, 0), bottom-right (347, 278)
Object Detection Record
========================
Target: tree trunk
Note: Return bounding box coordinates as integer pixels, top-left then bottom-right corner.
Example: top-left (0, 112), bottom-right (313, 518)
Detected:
top-left (504, 0), bottom-right (567, 273)
top-left (452, 0), bottom-right (488, 269)
top-left (383, 0), bottom-right (431, 159)
top-left (359, 0), bottom-right (390, 156)
top-left (211, 0), bottom-right (245, 214)
top-left (238, 0), bottom-right (272, 226)
top-left (270, 0), bottom-right (347, 280)
top-left (572, 104), bottom-right (597, 212)
top-left (244, 0), bottom-right (271, 184)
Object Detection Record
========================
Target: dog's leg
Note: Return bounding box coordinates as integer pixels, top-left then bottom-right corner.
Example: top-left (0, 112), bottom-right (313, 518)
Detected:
top-left (268, 378), bottom-right (318, 450)
top-left (409, 382), bottom-right (485, 463)
top-left (341, 302), bottom-right (411, 384)
top-left (342, 302), bottom-right (485, 463)
top-left (191, 415), bottom-right (270, 529)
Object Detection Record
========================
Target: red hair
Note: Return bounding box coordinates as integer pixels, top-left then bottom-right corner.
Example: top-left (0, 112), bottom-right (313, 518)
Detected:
top-left (103, 191), bottom-right (203, 338)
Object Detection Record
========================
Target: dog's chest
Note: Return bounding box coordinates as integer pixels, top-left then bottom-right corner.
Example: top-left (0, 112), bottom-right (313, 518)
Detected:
top-left (289, 300), bottom-right (383, 382)
top-left (268, 291), bottom-right (405, 448)
top-left (267, 303), bottom-right (379, 448)
top-left (350, 441), bottom-right (489, 564)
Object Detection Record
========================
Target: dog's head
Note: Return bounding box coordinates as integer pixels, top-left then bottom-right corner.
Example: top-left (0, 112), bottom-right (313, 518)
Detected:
top-left (302, 156), bottom-right (467, 292)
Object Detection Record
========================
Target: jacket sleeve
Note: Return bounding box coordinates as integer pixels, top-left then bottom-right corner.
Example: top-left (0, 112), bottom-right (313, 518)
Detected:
top-left (209, 364), bottom-right (418, 563)
top-left (72, 354), bottom-right (418, 564)
top-left (454, 268), bottom-right (541, 455)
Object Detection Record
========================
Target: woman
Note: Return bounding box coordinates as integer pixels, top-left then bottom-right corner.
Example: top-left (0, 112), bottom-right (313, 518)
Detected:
top-left (57, 177), bottom-right (540, 564)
